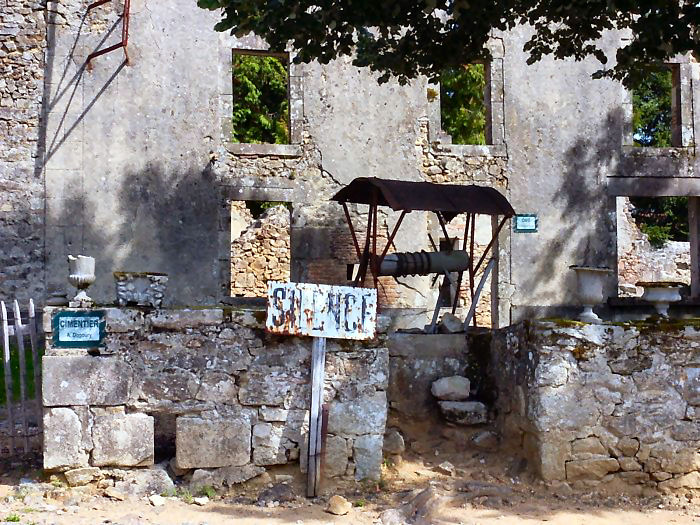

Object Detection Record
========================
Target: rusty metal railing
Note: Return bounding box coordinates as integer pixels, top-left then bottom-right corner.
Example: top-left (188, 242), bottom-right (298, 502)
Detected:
top-left (86, 0), bottom-right (131, 67)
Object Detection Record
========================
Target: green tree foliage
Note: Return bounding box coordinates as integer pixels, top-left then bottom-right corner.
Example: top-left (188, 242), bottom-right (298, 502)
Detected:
top-left (632, 67), bottom-right (673, 147)
top-left (630, 197), bottom-right (688, 248)
top-left (245, 200), bottom-right (291, 219)
top-left (233, 54), bottom-right (289, 144)
top-left (440, 64), bottom-right (486, 145)
top-left (198, 0), bottom-right (700, 87)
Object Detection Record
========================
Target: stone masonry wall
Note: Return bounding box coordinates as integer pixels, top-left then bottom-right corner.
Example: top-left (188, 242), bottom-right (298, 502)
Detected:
top-left (0, 0), bottom-right (46, 302)
top-left (617, 197), bottom-right (690, 296)
top-left (490, 320), bottom-right (700, 492)
top-left (230, 205), bottom-right (291, 297)
top-left (41, 307), bottom-right (388, 486)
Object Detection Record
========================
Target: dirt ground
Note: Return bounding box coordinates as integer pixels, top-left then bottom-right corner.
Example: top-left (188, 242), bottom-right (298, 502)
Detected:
top-left (1, 421), bottom-right (699, 525)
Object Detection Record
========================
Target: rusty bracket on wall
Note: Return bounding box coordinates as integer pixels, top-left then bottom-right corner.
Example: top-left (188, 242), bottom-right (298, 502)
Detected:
top-left (85, 0), bottom-right (131, 68)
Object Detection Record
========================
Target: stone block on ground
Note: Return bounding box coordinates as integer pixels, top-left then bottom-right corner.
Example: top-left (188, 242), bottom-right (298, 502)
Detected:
top-left (176, 416), bottom-right (251, 468)
top-left (91, 412), bottom-right (154, 467)
top-left (431, 376), bottom-right (471, 401)
top-left (659, 471), bottom-right (700, 491)
top-left (438, 400), bottom-right (488, 425)
top-left (354, 434), bottom-right (383, 481)
top-left (326, 495), bottom-right (352, 515)
top-left (43, 407), bottom-right (90, 471)
top-left (565, 458), bottom-right (620, 481)
top-left (112, 468), bottom-right (175, 497)
top-left (383, 429), bottom-right (405, 455)
top-left (42, 356), bottom-right (132, 406)
top-left (189, 464), bottom-right (265, 490)
top-left (65, 467), bottom-right (101, 486)
top-left (472, 430), bottom-right (499, 450)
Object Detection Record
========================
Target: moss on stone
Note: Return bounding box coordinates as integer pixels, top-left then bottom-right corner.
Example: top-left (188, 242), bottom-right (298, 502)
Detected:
top-left (539, 318), bottom-right (588, 328)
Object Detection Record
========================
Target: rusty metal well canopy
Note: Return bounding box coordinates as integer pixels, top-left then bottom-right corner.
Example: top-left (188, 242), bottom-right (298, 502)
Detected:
top-left (332, 177), bottom-right (515, 330)
top-left (332, 177), bottom-right (515, 220)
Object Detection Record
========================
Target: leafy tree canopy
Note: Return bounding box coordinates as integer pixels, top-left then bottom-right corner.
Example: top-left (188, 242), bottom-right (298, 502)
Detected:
top-left (632, 67), bottom-right (672, 147)
top-left (198, 0), bottom-right (700, 86)
top-left (233, 54), bottom-right (289, 144)
top-left (440, 64), bottom-right (486, 145)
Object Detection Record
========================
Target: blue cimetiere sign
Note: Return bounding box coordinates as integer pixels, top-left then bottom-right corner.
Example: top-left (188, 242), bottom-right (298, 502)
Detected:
top-left (52, 310), bottom-right (106, 348)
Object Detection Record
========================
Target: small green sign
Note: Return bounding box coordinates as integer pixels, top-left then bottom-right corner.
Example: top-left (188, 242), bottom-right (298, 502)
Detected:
top-left (514, 214), bottom-right (538, 233)
top-left (52, 310), bottom-right (106, 349)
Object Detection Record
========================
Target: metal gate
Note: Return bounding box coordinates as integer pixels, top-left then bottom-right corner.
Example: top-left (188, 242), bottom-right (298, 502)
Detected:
top-left (0, 299), bottom-right (43, 458)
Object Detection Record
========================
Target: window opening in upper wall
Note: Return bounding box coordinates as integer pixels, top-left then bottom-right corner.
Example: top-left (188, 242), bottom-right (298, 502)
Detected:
top-left (232, 51), bottom-right (290, 145)
top-left (230, 200), bottom-right (292, 297)
top-left (440, 63), bottom-right (490, 145)
top-left (632, 65), bottom-right (681, 147)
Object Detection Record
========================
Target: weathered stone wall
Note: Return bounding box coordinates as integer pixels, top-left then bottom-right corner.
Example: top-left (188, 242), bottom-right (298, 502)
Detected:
top-left (41, 307), bottom-right (388, 484)
top-left (616, 197), bottom-right (690, 296)
top-left (0, 0), bottom-right (46, 302)
top-left (230, 205), bottom-right (291, 297)
top-left (490, 320), bottom-right (700, 491)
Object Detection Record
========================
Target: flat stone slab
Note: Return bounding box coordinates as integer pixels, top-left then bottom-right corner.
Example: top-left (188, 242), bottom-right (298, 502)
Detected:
top-left (388, 333), bottom-right (467, 358)
top-left (176, 416), bottom-right (251, 468)
top-left (431, 376), bottom-right (471, 401)
top-left (42, 355), bottom-right (132, 406)
top-left (438, 401), bottom-right (488, 425)
top-left (92, 412), bottom-right (154, 467)
top-left (150, 309), bottom-right (223, 329)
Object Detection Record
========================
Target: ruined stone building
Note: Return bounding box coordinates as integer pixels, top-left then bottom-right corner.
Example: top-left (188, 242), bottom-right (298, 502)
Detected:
top-left (2, 0), bottom-right (700, 325)
top-left (4, 0), bottom-right (700, 494)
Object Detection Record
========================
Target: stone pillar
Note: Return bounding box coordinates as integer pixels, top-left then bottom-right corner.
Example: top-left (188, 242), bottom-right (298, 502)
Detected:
top-left (690, 197), bottom-right (700, 298)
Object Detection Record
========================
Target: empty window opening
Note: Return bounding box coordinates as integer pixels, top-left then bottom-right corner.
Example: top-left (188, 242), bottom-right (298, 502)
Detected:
top-left (230, 201), bottom-right (292, 297)
top-left (632, 65), bottom-right (681, 147)
top-left (440, 63), bottom-right (489, 145)
top-left (616, 196), bottom-right (689, 297)
top-left (232, 51), bottom-right (290, 144)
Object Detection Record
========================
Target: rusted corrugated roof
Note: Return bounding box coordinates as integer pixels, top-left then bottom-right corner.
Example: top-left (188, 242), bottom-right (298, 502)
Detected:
top-left (331, 177), bottom-right (515, 219)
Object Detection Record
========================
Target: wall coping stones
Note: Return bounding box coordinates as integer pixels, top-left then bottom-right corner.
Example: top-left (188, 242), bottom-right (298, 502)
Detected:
top-left (388, 333), bottom-right (467, 358)
top-left (150, 308), bottom-right (224, 329)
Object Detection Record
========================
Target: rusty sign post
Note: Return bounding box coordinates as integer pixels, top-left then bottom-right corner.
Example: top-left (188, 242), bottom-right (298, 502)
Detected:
top-left (266, 281), bottom-right (377, 497)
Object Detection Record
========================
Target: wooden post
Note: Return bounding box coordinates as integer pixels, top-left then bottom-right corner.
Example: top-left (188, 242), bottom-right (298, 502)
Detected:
top-left (307, 336), bottom-right (327, 497)
top-left (1, 301), bottom-right (15, 455)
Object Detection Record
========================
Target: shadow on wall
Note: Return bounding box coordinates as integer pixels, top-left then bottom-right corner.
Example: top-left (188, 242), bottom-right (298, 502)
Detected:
top-left (517, 109), bottom-right (623, 309)
top-left (517, 107), bottom-right (692, 313)
top-left (50, 163), bottom-right (221, 306)
top-left (38, 11), bottom-right (126, 176)
top-left (40, 10), bottom-right (223, 305)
